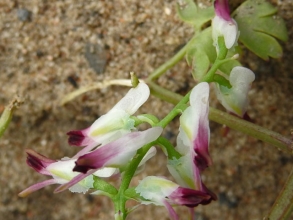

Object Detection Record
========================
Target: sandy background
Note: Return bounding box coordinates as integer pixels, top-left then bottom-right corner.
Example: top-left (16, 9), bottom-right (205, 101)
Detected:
top-left (0, 0), bottom-right (293, 219)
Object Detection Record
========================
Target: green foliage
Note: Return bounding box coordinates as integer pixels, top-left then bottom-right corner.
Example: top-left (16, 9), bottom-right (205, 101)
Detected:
top-left (186, 28), bottom-right (241, 82)
top-left (233, 0), bottom-right (288, 60)
top-left (176, 0), bottom-right (214, 30)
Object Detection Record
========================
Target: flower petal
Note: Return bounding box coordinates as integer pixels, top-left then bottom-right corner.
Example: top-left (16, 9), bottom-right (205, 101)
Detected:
top-left (54, 170), bottom-right (96, 193)
top-left (18, 179), bottom-right (58, 197)
top-left (111, 82), bottom-right (150, 115)
top-left (179, 82), bottom-right (212, 170)
top-left (169, 187), bottom-right (212, 207)
top-left (73, 127), bottom-right (163, 173)
top-left (67, 127), bottom-right (92, 146)
top-left (25, 149), bottom-right (56, 175)
top-left (214, 0), bottom-right (232, 21)
top-left (212, 0), bottom-right (238, 50)
top-left (162, 200), bottom-right (179, 220)
top-left (216, 66), bottom-right (255, 117)
top-left (135, 176), bottom-right (179, 204)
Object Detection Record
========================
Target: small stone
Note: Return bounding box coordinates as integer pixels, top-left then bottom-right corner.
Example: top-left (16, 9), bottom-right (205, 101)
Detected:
top-left (84, 43), bottom-right (108, 74)
top-left (17, 8), bottom-right (32, 22)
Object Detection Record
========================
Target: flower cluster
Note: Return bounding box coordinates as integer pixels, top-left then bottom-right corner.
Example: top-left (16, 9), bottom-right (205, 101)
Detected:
top-left (18, 0), bottom-right (258, 219)
top-left (135, 83), bottom-right (216, 220)
top-left (19, 82), bottom-right (163, 196)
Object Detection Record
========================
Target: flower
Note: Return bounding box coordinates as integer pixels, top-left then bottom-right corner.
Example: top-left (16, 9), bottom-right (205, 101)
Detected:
top-left (215, 66), bottom-right (255, 117)
top-left (19, 127), bottom-right (161, 196)
top-left (54, 127), bottom-right (163, 193)
top-left (135, 83), bottom-right (216, 219)
top-left (18, 149), bottom-right (114, 197)
top-left (67, 82), bottom-right (150, 158)
top-left (135, 176), bottom-right (212, 220)
top-left (167, 82), bottom-right (213, 191)
top-left (212, 0), bottom-right (238, 51)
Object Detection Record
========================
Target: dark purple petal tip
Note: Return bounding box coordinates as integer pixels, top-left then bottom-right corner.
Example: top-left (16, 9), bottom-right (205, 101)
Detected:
top-left (25, 149), bottom-right (55, 173)
top-left (73, 162), bottom-right (94, 174)
top-left (214, 0), bottom-right (232, 21)
top-left (194, 149), bottom-right (212, 171)
top-left (67, 130), bottom-right (88, 146)
top-left (170, 187), bottom-right (212, 208)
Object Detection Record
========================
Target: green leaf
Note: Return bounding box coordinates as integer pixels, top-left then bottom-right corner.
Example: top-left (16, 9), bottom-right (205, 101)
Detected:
top-left (93, 176), bottom-right (118, 196)
top-left (176, 0), bottom-right (214, 30)
top-left (188, 47), bottom-right (210, 81)
top-left (186, 28), bottom-right (241, 78)
top-left (186, 28), bottom-right (216, 67)
top-left (233, 0), bottom-right (288, 60)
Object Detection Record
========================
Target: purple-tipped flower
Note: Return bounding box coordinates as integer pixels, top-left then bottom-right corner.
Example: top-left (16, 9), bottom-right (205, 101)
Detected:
top-left (215, 66), bottom-right (255, 117)
top-left (18, 149), bottom-right (114, 197)
top-left (212, 0), bottom-right (238, 51)
top-left (67, 82), bottom-right (150, 157)
top-left (136, 176), bottom-right (212, 220)
top-left (167, 82), bottom-right (213, 191)
top-left (54, 127), bottom-right (163, 193)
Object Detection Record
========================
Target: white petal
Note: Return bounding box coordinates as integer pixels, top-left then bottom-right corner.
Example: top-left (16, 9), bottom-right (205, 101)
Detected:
top-left (106, 127), bottom-right (163, 167)
top-left (69, 175), bottom-right (94, 193)
top-left (89, 109), bottom-right (131, 137)
top-left (135, 147), bottom-right (157, 175)
top-left (212, 16), bottom-right (238, 49)
top-left (177, 82), bottom-right (209, 154)
top-left (230, 66), bottom-right (255, 89)
top-left (222, 19), bottom-right (238, 49)
top-left (138, 146), bottom-right (157, 167)
top-left (47, 159), bottom-right (78, 182)
top-left (167, 155), bottom-right (194, 188)
top-left (216, 67), bottom-right (255, 116)
top-left (136, 176), bottom-right (178, 204)
top-left (111, 82), bottom-right (150, 115)
top-left (93, 167), bottom-right (117, 177)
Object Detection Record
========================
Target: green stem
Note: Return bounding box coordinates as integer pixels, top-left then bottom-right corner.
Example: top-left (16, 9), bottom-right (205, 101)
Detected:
top-left (147, 34), bottom-right (197, 81)
top-left (209, 108), bottom-right (293, 154)
top-left (157, 136), bottom-right (181, 159)
top-left (148, 82), bottom-right (293, 153)
top-left (115, 143), bottom-right (154, 219)
top-left (147, 80), bottom-right (183, 105)
top-left (156, 91), bottom-right (190, 128)
top-left (265, 167), bottom-right (293, 220)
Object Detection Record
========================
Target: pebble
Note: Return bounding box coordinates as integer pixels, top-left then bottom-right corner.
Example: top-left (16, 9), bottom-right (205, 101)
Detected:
top-left (84, 43), bottom-right (108, 74)
top-left (17, 8), bottom-right (32, 22)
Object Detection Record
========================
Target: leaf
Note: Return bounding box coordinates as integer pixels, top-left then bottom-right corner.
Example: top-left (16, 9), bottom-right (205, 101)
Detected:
top-left (176, 0), bottom-right (214, 30)
top-left (189, 47), bottom-right (210, 80)
top-left (233, 0), bottom-right (288, 60)
top-left (186, 28), bottom-right (241, 78)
